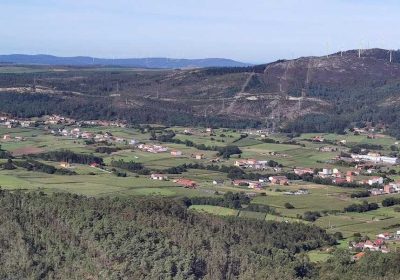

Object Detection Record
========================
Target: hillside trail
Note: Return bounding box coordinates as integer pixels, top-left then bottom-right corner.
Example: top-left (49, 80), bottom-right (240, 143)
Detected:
top-left (239, 72), bottom-right (256, 95)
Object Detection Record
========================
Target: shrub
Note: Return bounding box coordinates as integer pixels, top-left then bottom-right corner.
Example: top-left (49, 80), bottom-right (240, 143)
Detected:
top-left (284, 202), bottom-right (295, 209)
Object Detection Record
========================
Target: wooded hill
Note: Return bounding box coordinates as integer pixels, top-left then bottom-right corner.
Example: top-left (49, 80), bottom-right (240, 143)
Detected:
top-left (0, 48), bottom-right (400, 136)
top-left (1, 190), bottom-right (400, 279)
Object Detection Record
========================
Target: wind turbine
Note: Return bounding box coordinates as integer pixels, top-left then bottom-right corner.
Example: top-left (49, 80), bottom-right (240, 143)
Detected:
top-left (33, 75), bottom-right (37, 92)
top-left (325, 42), bottom-right (331, 58)
top-left (358, 39), bottom-right (366, 58)
top-left (389, 49), bottom-right (393, 63)
top-left (338, 43), bottom-right (344, 57)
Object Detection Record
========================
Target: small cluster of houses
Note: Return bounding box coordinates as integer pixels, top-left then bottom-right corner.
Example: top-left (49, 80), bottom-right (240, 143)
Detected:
top-left (232, 175), bottom-right (289, 190)
top-left (234, 158), bottom-right (281, 171)
top-left (51, 128), bottom-right (132, 144)
top-left (2, 114), bottom-right (128, 129)
top-left (137, 144), bottom-right (168, 153)
top-left (294, 167), bottom-right (314, 176)
top-left (0, 116), bottom-right (34, 129)
top-left (310, 135), bottom-right (349, 146)
top-left (235, 159), bottom-right (269, 169)
top-left (318, 146), bottom-right (338, 152)
top-left (369, 181), bottom-right (400, 196)
top-left (351, 239), bottom-right (390, 254)
top-left (353, 125), bottom-right (387, 137)
top-left (149, 173), bottom-right (292, 191)
top-left (283, 189), bottom-right (309, 195)
top-left (233, 179), bottom-right (263, 189)
top-left (243, 129), bottom-right (269, 137)
top-left (1, 134), bottom-right (25, 142)
top-left (311, 167), bottom-right (386, 187)
top-left (44, 115), bottom-right (76, 126)
top-left (350, 231), bottom-right (400, 257)
top-left (44, 115), bottom-right (127, 128)
top-left (80, 120), bottom-right (127, 128)
top-left (150, 174), bottom-right (198, 189)
top-left (59, 161), bottom-right (101, 169)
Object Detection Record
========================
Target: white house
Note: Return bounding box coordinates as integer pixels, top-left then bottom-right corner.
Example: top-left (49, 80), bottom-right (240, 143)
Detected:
top-left (171, 150), bottom-right (183, 156)
top-left (368, 176), bottom-right (384, 186)
top-left (150, 174), bottom-right (168, 180)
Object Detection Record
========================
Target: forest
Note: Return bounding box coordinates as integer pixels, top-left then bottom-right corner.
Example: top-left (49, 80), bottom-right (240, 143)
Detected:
top-left (1, 63), bottom-right (400, 138)
top-left (1, 190), bottom-right (400, 280)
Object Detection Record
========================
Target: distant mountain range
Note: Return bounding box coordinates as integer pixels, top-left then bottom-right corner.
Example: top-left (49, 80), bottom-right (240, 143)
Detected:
top-left (0, 54), bottom-right (251, 69)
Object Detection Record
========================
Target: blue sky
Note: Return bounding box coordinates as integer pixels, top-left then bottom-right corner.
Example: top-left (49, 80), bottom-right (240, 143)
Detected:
top-left (1, 0), bottom-right (399, 63)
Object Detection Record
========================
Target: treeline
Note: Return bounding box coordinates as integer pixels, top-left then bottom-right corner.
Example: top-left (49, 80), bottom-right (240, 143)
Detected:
top-left (185, 192), bottom-right (251, 210)
top-left (344, 201), bottom-right (379, 213)
top-left (350, 191), bottom-right (371, 198)
top-left (110, 159), bottom-right (150, 175)
top-left (94, 146), bottom-right (120, 154)
top-left (185, 192), bottom-right (277, 214)
top-left (13, 159), bottom-right (76, 175)
top-left (0, 190), bottom-right (336, 279)
top-left (160, 163), bottom-right (271, 181)
top-left (0, 145), bottom-right (12, 159)
top-left (350, 143), bottom-right (383, 153)
top-left (382, 197), bottom-right (400, 207)
top-left (33, 150), bottom-right (103, 165)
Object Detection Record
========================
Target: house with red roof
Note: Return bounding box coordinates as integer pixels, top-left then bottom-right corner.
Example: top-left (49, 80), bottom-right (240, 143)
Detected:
top-left (294, 168), bottom-right (314, 176)
top-left (174, 178), bottom-right (197, 188)
top-left (352, 252), bottom-right (365, 261)
top-left (268, 176), bottom-right (289, 185)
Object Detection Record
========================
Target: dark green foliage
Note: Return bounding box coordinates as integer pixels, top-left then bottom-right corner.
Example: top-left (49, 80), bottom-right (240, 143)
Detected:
top-left (350, 191), bottom-right (371, 198)
top-left (13, 159), bottom-right (77, 175)
top-left (0, 190), bottom-right (335, 279)
top-left (302, 211), bottom-right (321, 222)
top-left (333, 232), bottom-right (344, 241)
top-left (246, 203), bottom-right (277, 214)
top-left (344, 201), bottom-right (379, 212)
top-left (34, 149), bottom-right (103, 165)
top-left (0, 92), bottom-right (260, 129)
top-left (2, 158), bottom-right (16, 170)
top-left (216, 145), bottom-right (242, 158)
top-left (349, 143), bottom-right (383, 154)
top-left (110, 159), bottom-right (150, 175)
top-left (284, 202), bottom-right (295, 209)
top-left (382, 197), bottom-right (400, 207)
top-left (319, 249), bottom-right (400, 280)
top-left (189, 192), bottom-right (250, 209)
top-left (95, 146), bottom-right (120, 154)
top-left (0, 145), bottom-right (12, 159)
top-left (285, 82), bottom-right (400, 138)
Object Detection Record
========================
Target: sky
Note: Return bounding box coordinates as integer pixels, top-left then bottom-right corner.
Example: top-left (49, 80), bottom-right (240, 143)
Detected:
top-left (1, 0), bottom-right (399, 63)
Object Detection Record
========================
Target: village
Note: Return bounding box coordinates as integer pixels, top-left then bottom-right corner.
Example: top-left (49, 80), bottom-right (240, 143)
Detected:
top-left (2, 114), bottom-right (400, 262)
top-left (1, 115), bottom-right (400, 194)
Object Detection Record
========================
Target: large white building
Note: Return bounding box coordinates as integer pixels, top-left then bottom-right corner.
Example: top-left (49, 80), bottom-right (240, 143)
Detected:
top-left (351, 153), bottom-right (399, 165)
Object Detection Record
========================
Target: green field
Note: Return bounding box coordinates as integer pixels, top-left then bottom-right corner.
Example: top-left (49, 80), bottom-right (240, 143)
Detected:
top-left (189, 205), bottom-right (240, 216)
